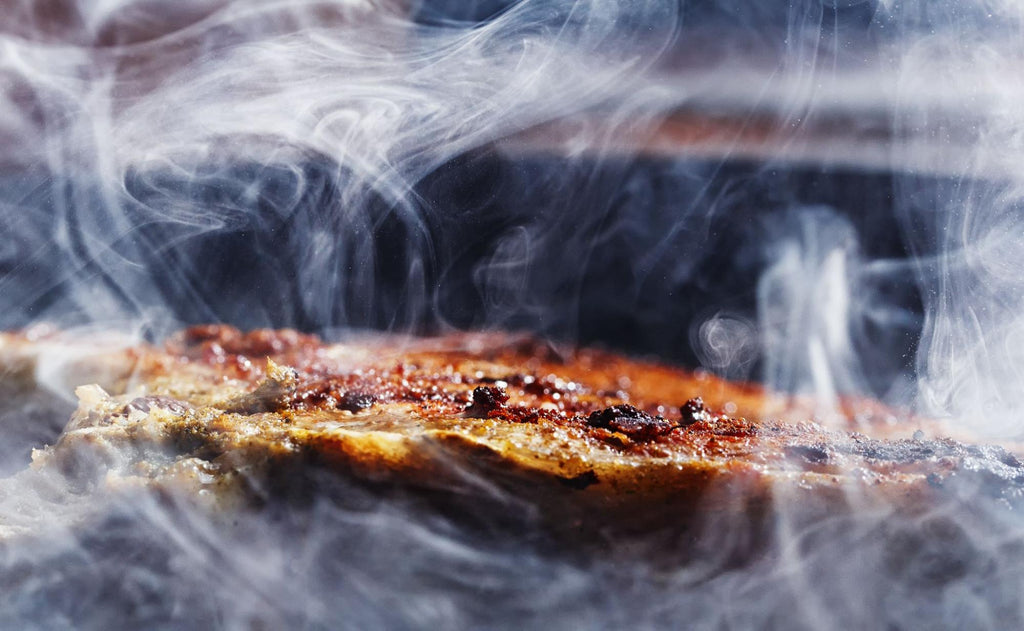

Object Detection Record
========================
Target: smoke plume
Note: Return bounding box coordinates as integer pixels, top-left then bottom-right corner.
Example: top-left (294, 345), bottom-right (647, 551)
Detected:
top-left (1, 0), bottom-right (1024, 628)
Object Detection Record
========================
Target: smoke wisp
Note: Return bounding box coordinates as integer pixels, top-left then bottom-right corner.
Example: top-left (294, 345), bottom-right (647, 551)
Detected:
top-left (1, 0), bottom-right (1024, 628)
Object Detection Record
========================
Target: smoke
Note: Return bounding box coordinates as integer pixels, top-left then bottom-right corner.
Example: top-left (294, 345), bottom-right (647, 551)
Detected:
top-left (891, 21), bottom-right (1024, 439)
top-left (1, 0), bottom-right (1024, 628)
top-left (2, 426), bottom-right (1021, 629)
top-left (0, 0), bottom-right (685, 334)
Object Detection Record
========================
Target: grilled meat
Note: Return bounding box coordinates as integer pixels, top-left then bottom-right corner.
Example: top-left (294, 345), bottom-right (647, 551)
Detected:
top-left (19, 325), bottom-right (1023, 532)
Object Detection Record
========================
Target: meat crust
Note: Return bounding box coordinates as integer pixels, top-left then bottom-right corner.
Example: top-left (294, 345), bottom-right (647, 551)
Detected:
top-left (20, 325), bottom-right (1023, 530)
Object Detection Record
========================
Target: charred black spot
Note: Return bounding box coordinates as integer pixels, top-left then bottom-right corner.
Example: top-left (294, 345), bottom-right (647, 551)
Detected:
top-left (558, 470), bottom-right (599, 490)
top-left (785, 444), bottom-right (830, 465)
top-left (337, 392), bottom-right (377, 413)
top-left (587, 404), bottom-right (647, 429)
top-left (587, 404), bottom-right (673, 441)
top-left (465, 386), bottom-right (509, 418)
top-left (679, 398), bottom-right (709, 426)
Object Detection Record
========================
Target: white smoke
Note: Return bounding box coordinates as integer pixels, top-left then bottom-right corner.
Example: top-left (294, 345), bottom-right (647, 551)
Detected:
top-left (1, 0), bottom-right (1024, 628)
top-left (890, 8), bottom-right (1024, 439)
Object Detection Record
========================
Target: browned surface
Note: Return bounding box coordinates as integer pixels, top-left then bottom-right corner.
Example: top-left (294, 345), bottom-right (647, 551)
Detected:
top-left (159, 324), bottom-right (912, 431)
top-left (16, 325), bottom-right (1020, 533)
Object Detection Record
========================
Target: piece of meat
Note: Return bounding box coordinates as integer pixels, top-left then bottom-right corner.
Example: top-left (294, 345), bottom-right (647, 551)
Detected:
top-left (0, 326), bottom-right (153, 475)
top-left (22, 325), bottom-right (1024, 534)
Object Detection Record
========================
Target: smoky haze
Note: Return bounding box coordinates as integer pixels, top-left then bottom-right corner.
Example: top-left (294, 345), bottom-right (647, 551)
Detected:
top-left (1, 0), bottom-right (1024, 628)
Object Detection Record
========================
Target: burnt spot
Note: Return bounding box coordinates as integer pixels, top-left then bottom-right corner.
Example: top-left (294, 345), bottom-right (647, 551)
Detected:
top-left (587, 404), bottom-right (645, 429)
top-left (465, 386), bottom-right (509, 418)
top-left (586, 405), bottom-right (673, 442)
top-left (337, 392), bottom-right (377, 413)
top-left (679, 398), bottom-right (710, 426)
top-left (785, 444), bottom-right (831, 465)
top-left (558, 470), bottom-right (599, 490)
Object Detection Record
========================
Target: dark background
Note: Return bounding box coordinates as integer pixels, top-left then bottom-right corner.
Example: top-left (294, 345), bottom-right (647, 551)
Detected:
top-left (1, 150), bottom-right (928, 398)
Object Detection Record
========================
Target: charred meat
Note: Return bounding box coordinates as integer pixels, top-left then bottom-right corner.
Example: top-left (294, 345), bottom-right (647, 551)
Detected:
top-left (19, 325), bottom-right (1023, 528)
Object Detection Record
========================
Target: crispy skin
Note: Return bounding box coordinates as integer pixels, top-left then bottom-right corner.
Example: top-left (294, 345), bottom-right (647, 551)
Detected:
top-left (21, 325), bottom-right (1023, 531)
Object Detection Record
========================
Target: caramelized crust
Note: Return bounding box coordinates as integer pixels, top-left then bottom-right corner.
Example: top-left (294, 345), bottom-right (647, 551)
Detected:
top-left (26, 325), bottom-right (1024, 527)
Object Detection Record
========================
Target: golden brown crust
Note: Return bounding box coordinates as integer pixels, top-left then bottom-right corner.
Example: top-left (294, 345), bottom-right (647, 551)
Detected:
top-left (27, 325), bottom-right (1024, 527)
